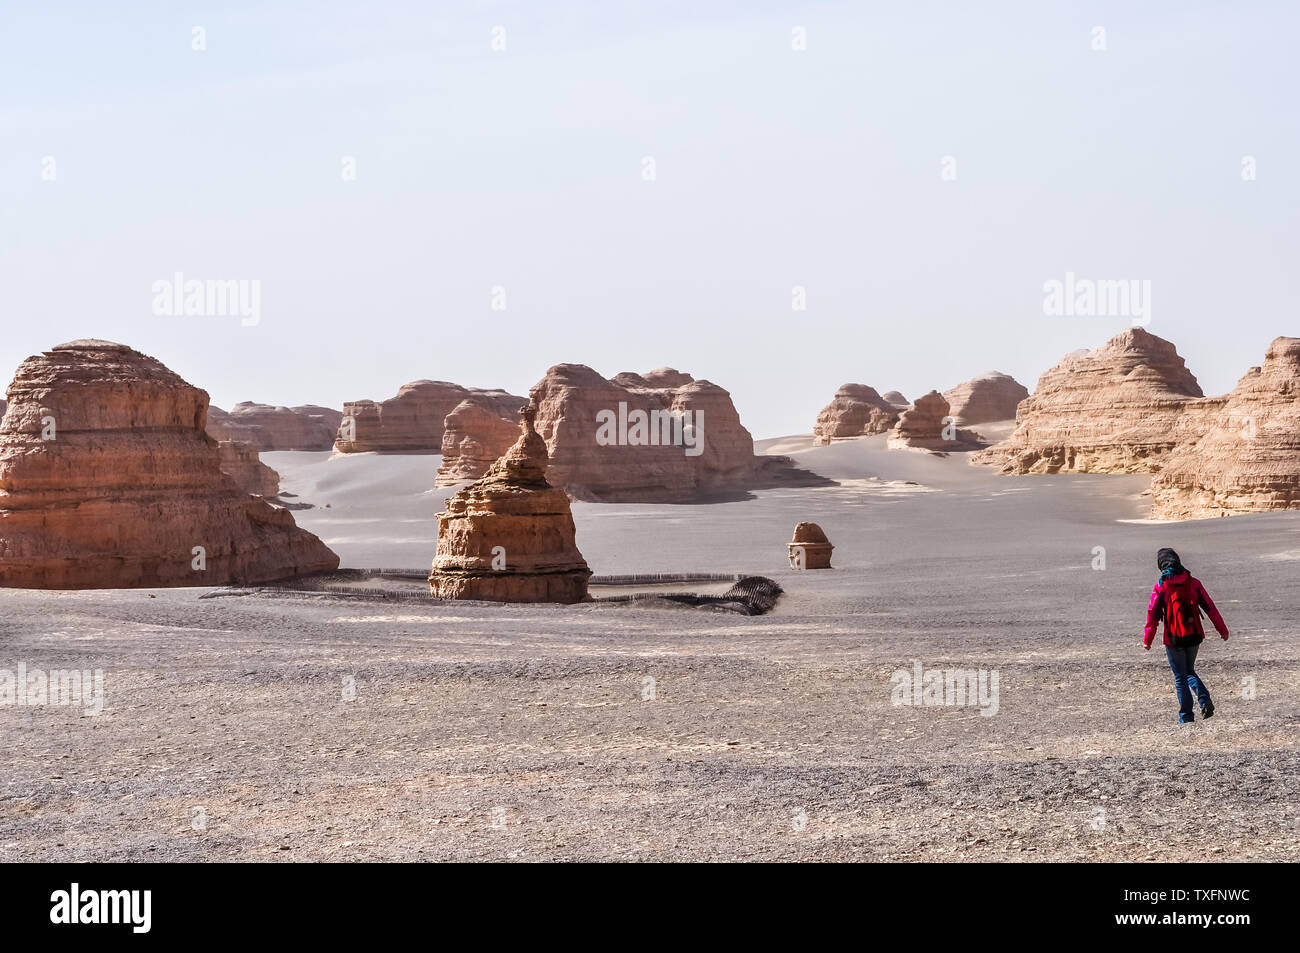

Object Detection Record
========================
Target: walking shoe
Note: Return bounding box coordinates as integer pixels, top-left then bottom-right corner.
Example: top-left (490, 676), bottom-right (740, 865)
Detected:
top-left (1201, 705), bottom-right (1214, 719)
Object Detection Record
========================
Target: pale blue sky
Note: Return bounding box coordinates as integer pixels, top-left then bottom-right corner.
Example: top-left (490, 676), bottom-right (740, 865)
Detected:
top-left (4, 1), bottom-right (1296, 437)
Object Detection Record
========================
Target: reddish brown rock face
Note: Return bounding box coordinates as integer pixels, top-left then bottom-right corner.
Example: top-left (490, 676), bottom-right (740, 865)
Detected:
top-left (335, 381), bottom-right (523, 454)
top-left (942, 372), bottom-right (1029, 425)
top-left (812, 384), bottom-right (900, 445)
top-left (527, 365), bottom-right (757, 502)
top-left (0, 340), bottom-right (338, 589)
top-left (1151, 336), bottom-right (1300, 518)
top-left (881, 391), bottom-right (909, 408)
top-left (206, 403), bottom-right (342, 451)
top-left (431, 405), bottom-right (591, 603)
top-left (218, 439), bottom-right (280, 497)
top-left (972, 329), bottom-right (1217, 474)
top-left (436, 396), bottom-right (523, 487)
top-left (888, 391), bottom-right (984, 450)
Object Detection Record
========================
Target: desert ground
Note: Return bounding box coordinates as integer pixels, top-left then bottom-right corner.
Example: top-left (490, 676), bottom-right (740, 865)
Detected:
top-left (3, 433), bottom-right (1298, 861)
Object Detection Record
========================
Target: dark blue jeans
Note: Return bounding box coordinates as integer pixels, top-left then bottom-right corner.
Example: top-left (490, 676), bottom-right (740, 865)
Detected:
top-left (1165, 643), bottom-right (1213, 723)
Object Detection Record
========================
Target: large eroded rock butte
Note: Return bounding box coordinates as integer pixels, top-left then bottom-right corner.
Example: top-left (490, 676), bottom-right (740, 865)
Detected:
top-left (438, 365), bottom-right (823, 501)
top-left (529, 365), bottom-right (760, 502)
top-left (812, 384), bottom-right (900, 445)
top-left (207, 402), bottom-right (342, 451)
top-left (430, 404), bottom-right (591, 603)
top-left (1150, 336), bottom-right (1300, 519)
top-left (972, 328), bottom-right (1219, 474)
top-left (336, 380), bottom-right (524, 453)
top-left (0, 340), bottom-right (338, 589)
top-left (943, 371), bottom-right (1029, 425)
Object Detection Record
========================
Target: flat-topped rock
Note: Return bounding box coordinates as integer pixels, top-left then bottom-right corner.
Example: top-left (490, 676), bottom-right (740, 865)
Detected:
top-left (0, 340), bottom-right (338, 589)
top-left (217, 439), bottom-right (280, 497)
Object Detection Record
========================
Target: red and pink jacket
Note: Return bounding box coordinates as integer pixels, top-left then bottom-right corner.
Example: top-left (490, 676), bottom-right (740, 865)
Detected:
top-left (1144, 572), bottom-right (1229, 648)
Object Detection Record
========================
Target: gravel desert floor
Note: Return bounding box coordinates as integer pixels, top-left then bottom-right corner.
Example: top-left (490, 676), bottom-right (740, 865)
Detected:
top-left (3, 433), bottom-right (1298, 861)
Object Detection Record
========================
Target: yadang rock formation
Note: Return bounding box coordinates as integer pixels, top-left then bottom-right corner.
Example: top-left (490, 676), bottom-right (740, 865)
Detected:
top-left (218, 439), bottom-right (280, 497)
top-left (206, 402), bottom-right (342, 451)
top-left (528, 365), bottom-right (762, 502)
top-left (430, 404), bottom-right (591, 603)
top-left (888, 391), bottom-right (984, 450)
top-left (435, 395), bottom-right (523, 487)
top-left (1150, 337), bottom-right (1300, 519)
top-left (436, 364), bottom-right (829, 498)
top-left (812, 384), bottom-right (901, 445)
top-left (335, 380), bottom-right (524, 454)
top-left (942, 371), bottom-right (1029, 425)
top-left (0, 340), bottom-right (338, 589)
top-left (788, 522), bottom-right (833, 569)
top-left (973, 329), bottom-right (1218, 474)
top-left (882, 391), bottom-right (909, 407)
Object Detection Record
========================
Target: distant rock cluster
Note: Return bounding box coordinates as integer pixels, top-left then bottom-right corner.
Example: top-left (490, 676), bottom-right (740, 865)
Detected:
top-left (973, 329), bottom-right (1300, 520)
top-left (207, 402), bottom-right (342, 451)
top-left (335, 381), bottom-right (524, 454)
top-left (813, 373), bottom-right (1022, 448)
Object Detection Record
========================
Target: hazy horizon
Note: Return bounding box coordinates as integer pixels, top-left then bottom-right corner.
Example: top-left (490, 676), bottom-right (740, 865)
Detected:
top-left (6, 0), bottom-right (1297, 438)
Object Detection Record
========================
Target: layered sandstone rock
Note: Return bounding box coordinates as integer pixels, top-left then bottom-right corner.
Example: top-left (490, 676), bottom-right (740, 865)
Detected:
top-left (435, 396), bottom-right (522, 486)
top-left (528, 364), bottom-right (758, 502)
top-left (336, 381), bottom-right (524, 454)
top-left (1150, 337), bottom-right (1300, 519)
top-left (888, 391), bottom-right (984, 450)
top-left (788, 522), bottom-right (833, 569)
top-left (812, 385), bottom-right (901, 446)
top-left (0, 340), bottom-right (338, 589)
top-left (430, 404), bottom-right (590, 603)
top-left (218, 439), bottom-right (280, 497)
top-left (972, 329), bottom-right (1217, 474)
top-left (206, 402), bottom-right (342, 450)
top-left (882, 391), bottom-right (909, 407)
top-left (942, 371), bottom-right (1029, 425)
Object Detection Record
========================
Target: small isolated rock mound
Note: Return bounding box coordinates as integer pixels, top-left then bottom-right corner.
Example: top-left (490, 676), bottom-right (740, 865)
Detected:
top-left (1151, 336), bottom-right (1300, 518)
top-left (218, 439), bottom-right (280, 497)
top-left (942, 371), bottom-right (1029, 425)
top-left (207, 403), bottom-right (342, 450)
top-left (789, 522), bottom-right (833, 569)
top-left (882, 391), bottom-right (909, 407)
top-left (973, 329), bottom-right (1216, 474)
top-left (812, 384), bottom-right (900, 446)
top-left (888, 391), bottom-right (984, 450)
top-left (336, 380), bottom-right (524, 453)
top-left (0, 340), bottom-right (338, 589)
top-left (430, 404), bottom-right (591, 603)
